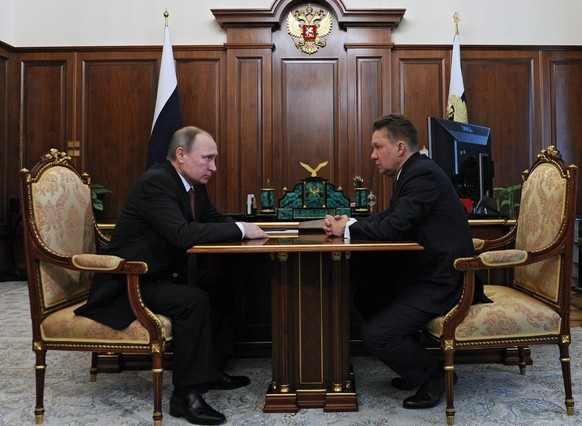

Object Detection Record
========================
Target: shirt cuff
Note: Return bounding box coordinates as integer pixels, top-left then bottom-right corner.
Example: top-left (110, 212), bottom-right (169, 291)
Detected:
top-left (344, 218), bottom-right (357, 239)
top-left (235, 222), bottom-right (245, 238)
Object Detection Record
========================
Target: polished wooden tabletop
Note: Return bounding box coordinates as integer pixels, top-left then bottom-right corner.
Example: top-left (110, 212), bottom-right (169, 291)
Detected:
top-left (187, 231), bottom-right (423, 254)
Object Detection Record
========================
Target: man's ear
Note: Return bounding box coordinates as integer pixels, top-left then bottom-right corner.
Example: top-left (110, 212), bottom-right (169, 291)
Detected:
top-left (176, 147), bottom-right (185, 162)
top-left (396, 140), bottom-right (407, 155)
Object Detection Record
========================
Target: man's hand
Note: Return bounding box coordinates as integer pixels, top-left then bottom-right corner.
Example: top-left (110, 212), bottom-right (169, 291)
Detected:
top-left (322, 214), bottom-right (349, 237)
top-left (242, 223), bottom-right (269, 239)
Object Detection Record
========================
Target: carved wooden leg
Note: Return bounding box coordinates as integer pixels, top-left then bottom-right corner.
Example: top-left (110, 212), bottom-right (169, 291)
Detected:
top-left (559, 336), bottom-right (574, 416)
top-left (34, 348), bottom-right (46, 424)
top-left (90, 352), bottom-right (98, 382)
top-left (443, 345), bottom-right (455, 425)
top-left (152, 352), bottom-right (164, 426)
top-left (517, 346), bottom-right (527, 375)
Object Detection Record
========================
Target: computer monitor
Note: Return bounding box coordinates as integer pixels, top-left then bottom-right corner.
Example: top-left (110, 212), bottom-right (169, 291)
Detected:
top-left (427, 117), bottom-right (494, 205)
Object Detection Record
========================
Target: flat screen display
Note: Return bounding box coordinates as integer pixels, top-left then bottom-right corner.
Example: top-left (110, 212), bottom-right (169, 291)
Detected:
top-left (427, 117), bottom-right (493, 203)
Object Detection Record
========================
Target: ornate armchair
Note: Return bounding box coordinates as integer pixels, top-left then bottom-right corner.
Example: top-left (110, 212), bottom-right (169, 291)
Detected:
top-left (423, 146), bottom-right (578, 425)
top-left (20, 149), bottom-right (172, 425)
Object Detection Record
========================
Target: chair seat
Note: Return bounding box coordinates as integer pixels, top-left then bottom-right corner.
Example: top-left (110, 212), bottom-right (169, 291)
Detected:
top-left (41, 302), bottom-right (173, 344)
top-left (424, 285), bottom-right (561, 341)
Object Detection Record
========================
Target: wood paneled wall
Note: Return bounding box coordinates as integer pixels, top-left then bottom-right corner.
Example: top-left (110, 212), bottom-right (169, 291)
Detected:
top-left (1, 2), bottom-right (582, 276)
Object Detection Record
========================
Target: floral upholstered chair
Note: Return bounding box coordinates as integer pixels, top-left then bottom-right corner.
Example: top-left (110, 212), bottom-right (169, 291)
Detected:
top-left (423, 146), bottom-right (578, 425)
top-left (20, 149), bottom-right (172, 425)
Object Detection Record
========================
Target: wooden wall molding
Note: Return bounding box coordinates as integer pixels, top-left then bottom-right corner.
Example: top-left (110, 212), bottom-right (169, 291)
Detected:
top-left (213, 0), bottom-right (404, 210)
top-left (1, 13), bottom-right (582, 276)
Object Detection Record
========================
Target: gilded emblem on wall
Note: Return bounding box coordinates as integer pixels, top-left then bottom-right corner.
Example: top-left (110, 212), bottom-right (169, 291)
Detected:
top-left (287, 5), bottom-right (333, 55)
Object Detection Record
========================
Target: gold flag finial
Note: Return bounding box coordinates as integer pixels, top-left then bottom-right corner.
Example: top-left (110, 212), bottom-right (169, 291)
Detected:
top-left (164, 9), bottom-right (169, 27)
top-left (452, 12), bottom-right (460, 36)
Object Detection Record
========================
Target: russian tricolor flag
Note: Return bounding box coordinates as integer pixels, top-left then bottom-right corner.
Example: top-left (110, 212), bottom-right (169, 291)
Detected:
top-left (147, 25), bottom-right (183, 168)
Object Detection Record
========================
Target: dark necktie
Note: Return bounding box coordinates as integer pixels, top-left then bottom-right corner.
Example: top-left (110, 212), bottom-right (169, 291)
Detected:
top-left (188, 187), bottom-right (195, 217)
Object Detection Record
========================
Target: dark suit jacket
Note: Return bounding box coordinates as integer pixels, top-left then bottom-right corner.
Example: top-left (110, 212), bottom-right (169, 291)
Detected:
top-left (75, 161), bottom-right (242, 329)
top-left (349, 152), bottom-right (479, 315)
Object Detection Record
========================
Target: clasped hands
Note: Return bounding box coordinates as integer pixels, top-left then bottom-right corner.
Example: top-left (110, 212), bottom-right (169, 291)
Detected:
top-left (323, 214), bottom-right (349, 238)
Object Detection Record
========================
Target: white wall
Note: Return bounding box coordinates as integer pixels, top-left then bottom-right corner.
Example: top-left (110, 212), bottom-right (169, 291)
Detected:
top-left (0, 0), bottom-right (15, 44)
top-left (2, 0), bottom-right (581, 48)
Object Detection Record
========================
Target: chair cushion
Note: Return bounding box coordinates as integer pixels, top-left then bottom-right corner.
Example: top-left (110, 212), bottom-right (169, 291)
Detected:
top-left (424, 285), bottom-right (561, 341)
top-left (41, 302), bottom-right (172, 344)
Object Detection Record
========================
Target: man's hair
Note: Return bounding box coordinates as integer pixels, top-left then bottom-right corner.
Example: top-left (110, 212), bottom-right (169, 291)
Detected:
top-left (372, 114), bottom-right (419, 151)
top-left (166, 126), bottom-right (207, 160)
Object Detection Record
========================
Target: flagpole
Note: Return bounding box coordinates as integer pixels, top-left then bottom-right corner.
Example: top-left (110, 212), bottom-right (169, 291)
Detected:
top-left (164, 9), bottom-right (169, 27)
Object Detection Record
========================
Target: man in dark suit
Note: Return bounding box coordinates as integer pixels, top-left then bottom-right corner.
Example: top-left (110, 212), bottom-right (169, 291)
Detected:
top-left (75, 126), bottom-right (268, 425)
top-left (323, 114), bottom-right (478, 409)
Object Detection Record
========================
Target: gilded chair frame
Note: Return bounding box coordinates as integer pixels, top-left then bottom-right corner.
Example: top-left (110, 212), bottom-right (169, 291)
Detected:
top-left (20, 149), bottom-right (170, 425)
top-left (424, 146), bottom-right (578, 425)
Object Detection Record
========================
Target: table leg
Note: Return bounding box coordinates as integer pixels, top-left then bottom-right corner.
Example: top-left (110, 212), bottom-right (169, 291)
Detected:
top-left (264, 251), bottom-right (357, 412)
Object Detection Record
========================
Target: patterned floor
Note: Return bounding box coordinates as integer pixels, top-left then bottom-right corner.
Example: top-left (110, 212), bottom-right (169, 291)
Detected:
top-left (1, 280), bottom-right (581, 425)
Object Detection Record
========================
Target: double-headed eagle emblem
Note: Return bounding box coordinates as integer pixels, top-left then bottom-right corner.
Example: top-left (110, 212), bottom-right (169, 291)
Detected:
top-left (287, 5), bottom-right (333, 55)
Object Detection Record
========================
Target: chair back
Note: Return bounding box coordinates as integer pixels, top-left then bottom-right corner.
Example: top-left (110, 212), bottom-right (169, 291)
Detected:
top-left (513, 146), bottom-right (578, 305)
top-left (20, 149), bottom-right (96, 313)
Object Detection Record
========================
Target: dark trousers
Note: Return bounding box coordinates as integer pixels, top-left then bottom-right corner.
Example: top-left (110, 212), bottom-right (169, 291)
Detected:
top-left (351, 253), bottom-right (442, 387)
top-left (141, 281), bottom-right (219, 387)
top-left (359, 300), bottom-right (440, 387)
top-left (189, 268), bottom-right (234, 366)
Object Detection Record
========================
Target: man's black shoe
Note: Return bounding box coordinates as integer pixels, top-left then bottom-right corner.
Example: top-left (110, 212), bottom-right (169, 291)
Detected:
top-left (402, 375), bottom-right (447, 409)
top-left (205, 370), bottom-right (251, 390)
top-left (169, 391), bottom-right (226, 425)
top-left (392, 372), bottom-right (458, 391)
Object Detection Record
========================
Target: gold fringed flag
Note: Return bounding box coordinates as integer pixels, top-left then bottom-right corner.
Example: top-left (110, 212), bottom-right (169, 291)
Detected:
top-left (147, 11), bottom-right (183, 169)
top-left (446, 12), bottom-right (468, 123)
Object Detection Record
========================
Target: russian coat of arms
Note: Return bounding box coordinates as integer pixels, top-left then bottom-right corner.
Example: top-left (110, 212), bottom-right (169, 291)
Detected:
top-left (287, 5), bottom-right (333, 55)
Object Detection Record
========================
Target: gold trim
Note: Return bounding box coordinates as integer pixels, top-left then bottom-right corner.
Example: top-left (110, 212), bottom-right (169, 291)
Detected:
top-left (257, 222), bottom-right (299, 229)
top-left (190, 241), bottom-right (422, 251)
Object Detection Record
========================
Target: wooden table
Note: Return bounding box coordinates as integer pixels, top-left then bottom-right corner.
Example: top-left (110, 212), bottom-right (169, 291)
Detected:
top-left (188, 232), bottom-right (422, 413)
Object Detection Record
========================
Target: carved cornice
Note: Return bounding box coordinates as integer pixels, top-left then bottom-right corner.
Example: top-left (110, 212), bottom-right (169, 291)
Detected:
top-left (212, 0), bottom-right (405, 30)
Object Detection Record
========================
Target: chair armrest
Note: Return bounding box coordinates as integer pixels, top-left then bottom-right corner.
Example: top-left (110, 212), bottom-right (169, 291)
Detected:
top-left (455, 248), bottom-right (539, 271)
top-left (70, 254), bottom-right (148, 274)
top-left (472, 224), bottom-right (518, 253)
top-left (71, 254), bottom-right (161, 340)
top-left (72, 254), bottom-right (124, 271)
top-left (478, 249), bottom-right (528, 267)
